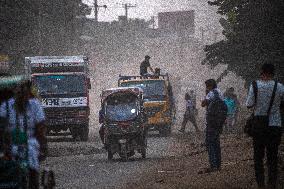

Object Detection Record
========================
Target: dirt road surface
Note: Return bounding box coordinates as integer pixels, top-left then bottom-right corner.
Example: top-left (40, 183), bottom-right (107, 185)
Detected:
top-left (44, 128), bottom-right (284, 189)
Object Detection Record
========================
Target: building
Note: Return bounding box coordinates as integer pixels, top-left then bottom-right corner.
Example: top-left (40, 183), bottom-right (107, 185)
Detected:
top-left (158, 10), bottom-right (195, 36)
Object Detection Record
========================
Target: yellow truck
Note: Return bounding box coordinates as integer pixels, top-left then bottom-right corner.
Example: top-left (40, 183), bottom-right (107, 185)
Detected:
top-left (118, 74), bottom-right (175, 136)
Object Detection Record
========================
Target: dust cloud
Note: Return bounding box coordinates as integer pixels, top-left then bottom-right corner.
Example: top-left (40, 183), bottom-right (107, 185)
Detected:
top-left (87, 36), bottom-right (246, 134)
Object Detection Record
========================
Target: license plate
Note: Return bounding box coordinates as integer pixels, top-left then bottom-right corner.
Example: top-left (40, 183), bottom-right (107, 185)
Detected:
top-left (42, 98), bottom-right (59, 106)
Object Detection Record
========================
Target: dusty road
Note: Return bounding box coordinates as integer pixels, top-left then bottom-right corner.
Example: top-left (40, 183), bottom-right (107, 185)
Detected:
top-left (44, 128), bottom-right (284, 189)
top-left (44, 129), bottom-right (203, 189)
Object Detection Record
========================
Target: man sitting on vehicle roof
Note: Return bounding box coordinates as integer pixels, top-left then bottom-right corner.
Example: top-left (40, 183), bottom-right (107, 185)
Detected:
top-left (140, 55), bottom-right (154, 76)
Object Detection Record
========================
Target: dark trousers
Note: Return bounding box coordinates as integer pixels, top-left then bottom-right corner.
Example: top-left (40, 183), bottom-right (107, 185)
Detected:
top-left (252, 127), bottom-right (282, 188)
top-left (205, 128), bottom-right (221, 169)
top-left (29, 169), bottom-right (39, 189)
top-left (181, 111), bottom-right (199, 132)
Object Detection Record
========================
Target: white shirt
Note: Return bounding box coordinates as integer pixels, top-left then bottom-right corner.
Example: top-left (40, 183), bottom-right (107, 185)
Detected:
top-left (0, 98), bottom-right (45, 138)
top-left (246, 80), bottom-right (284, 127)
top-left (205, 88), bottom-right (224, 101)
top-left (186, 99), bottom-right (194, 112)
top-left (0, 98), bottom-right (45, 171)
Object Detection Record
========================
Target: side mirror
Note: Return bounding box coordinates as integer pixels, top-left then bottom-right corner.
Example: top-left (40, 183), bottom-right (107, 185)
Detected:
top-left (87, 78), bottom-right (91, 89)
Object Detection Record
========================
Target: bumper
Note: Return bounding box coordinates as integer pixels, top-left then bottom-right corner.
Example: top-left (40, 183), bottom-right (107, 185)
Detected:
top-left (46, 117), bottom-right (89, 127)
top-left (146, 116), bottom-right (172, 126)
top-left (106, 124), bottom-right (144, 135)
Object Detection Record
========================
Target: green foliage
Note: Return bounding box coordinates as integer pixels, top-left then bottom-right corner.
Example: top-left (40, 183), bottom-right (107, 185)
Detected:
top-left (0, 0), bottom-right (90, 56)
top-left (204, 0), bottom-right (284, 83)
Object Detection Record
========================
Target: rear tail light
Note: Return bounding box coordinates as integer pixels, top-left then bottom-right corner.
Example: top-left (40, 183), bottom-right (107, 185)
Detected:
top-left (78, 110), bottom-right (87, 117)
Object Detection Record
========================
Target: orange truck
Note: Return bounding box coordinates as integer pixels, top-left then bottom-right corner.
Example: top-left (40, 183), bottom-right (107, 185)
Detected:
top-left (118, 74), bottom-right (175, 136)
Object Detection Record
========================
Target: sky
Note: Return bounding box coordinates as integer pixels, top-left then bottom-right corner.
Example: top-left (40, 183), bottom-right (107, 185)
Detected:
top-left (83, 0), bottom-right (212, 22)
top-left (82, 0), bottom-right (224, 42)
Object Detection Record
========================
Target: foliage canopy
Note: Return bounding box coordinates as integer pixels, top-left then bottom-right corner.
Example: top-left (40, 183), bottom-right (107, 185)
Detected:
top-left (0, 0), bottom-right (90, 56)
top-left (203, 0), bottom-right (284, 83)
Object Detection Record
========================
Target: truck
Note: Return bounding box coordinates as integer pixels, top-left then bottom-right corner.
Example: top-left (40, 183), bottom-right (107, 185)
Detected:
top-left (118, 74), bottom-right (175, 136)
top-left (25, 56), bottom-right (91, 141)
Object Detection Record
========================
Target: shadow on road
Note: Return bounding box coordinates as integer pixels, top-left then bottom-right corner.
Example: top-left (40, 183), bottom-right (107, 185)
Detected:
top-left (48, 136), bottom-right (74, 143)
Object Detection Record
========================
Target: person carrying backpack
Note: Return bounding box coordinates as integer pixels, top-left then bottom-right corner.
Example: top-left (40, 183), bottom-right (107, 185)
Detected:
top-left (200, 79), bottom-right (227, 173)
top-left (246, 63), bottom-right (284, 189)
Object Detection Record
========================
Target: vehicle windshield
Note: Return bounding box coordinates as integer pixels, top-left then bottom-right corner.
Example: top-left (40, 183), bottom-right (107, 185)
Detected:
top-left (105, 93), bottom-right (138, 122)
top-left (120, 80), bottom-right (166, 101)
top-left (34, 75), bottom-right (86, 94)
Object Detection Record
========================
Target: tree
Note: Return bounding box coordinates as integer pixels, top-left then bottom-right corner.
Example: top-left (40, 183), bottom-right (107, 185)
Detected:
top-left (0, 0), bottom-right (91, 62)
top-left (203, 0), bottom-right (284, 84)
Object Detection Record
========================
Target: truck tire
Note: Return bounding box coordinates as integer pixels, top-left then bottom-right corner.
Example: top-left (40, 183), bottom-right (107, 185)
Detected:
top-left (159, 125), bottom-right (171, 137)
top-left (70, 127), bottom-right (79, 141)
top-left (107, 150), bottom-right (113, 160)
top-left (141, 146), bottom-right (146, 158)
top-left (80, 125), bottom-right (89, 142)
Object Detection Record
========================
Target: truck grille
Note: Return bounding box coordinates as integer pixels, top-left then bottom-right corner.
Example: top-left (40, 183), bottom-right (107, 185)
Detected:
top-left (44, 109), bottom-right (79, 118)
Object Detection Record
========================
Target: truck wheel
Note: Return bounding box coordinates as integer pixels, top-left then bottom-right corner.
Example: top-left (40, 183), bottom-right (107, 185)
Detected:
top-left (70, 127), bottom-right (79, 141)
top-left (141, 147), bottom-right (146, 158)
top-left (107, 150), bottom-right (113, 160)
top-left (159, 125), bottom-right (171, 137)
top-left (80, 125), bottom-right (89, 142)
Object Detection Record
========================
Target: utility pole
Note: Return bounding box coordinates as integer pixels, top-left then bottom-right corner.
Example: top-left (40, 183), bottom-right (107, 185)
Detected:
top-left (94, 0), bottom-right (107, 23)
top-left (38, 0), bottom-right (43, 55)
top-left (214, 32), bottom-right (219, 42)
top-left (150, 16), bottom-right (156, 29)
top-left (200, 27), bottom-right (204, 43)
top-left (123, 3), bottom-right (136, 21)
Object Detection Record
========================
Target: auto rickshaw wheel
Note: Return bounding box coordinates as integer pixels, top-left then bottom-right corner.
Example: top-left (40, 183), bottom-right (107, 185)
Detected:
top-left (121, 155), bottom-right (128, 162)
top-left (107, 150), bottom-right (113, 160)
top-left (141, 137), bottom-right (147, 158)
top-left (119, 144), bottom-right (128, 161)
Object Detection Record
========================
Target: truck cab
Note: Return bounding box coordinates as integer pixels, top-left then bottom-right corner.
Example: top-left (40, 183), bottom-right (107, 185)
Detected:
top-left (118, 74), bottom-right (175, 136)
top-left (25, 56), bottom-right (91, 141)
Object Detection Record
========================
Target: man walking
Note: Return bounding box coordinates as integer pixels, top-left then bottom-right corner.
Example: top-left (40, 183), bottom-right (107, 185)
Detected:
top-left (246, 63), bottom-right (284, 189)
top-left (179, 93), bottom-right (200, 133)
top-left (140, 55), bottom-right (154, 76)
top-left (190, 90), bottom-right (198, 116)
top-left (200, 79), bottom-right (226, 173)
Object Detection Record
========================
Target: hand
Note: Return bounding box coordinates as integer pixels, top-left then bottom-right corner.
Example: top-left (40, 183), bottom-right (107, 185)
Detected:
top-left (206, 89), bottom-right (210, 95)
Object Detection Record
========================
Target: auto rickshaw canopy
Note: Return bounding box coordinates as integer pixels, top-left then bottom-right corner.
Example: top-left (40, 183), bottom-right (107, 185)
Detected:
top-left (101, 87), bottom-right (143, 103)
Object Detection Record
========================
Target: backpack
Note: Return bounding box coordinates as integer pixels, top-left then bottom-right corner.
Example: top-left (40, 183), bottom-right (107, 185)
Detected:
top-left (224, 97), bottom-right (236, 115)
top-left (207, 90), bottom-right (228, 129)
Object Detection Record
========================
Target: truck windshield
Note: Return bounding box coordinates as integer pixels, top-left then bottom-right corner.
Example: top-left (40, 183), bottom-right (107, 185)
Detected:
top-left (120, 80), bottom-right (166, 101)
top-left (105, 93), bottom-right (138, 122)
top-left (34, 75), bottom-right (86, 94)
